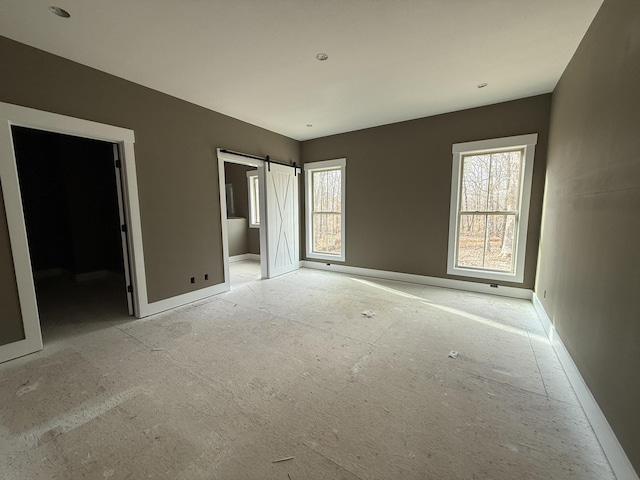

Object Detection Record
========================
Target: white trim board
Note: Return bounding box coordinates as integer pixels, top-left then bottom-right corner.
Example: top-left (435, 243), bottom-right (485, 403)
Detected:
top-left (0, 101), bottom-right (148, 363)
top-left (532, 294), bottom-right (639, 480)
top-left (229, 253), bottom-right (260, 263)
top-left (0, 102), bottom-right (135, 143)
top-left (145, 282), bottom-right (229, 317)
top-left (217, 148), bottom-right (266, 288)
top-left (147, 253), bottom-right (258, 316)
top-left (300, 261), bottom-right (532, 299)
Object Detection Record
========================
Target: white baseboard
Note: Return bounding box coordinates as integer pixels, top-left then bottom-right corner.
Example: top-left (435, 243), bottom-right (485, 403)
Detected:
top-left (300, 261), bottom-right (532, 299)
top-left (229, 253), bottom-right (260, 263)
top-left (143, 282), bottom-right (230, 317)
top-left (532, 294), bottom-right (639, 480)
top-left (143, 253), bottom-right (260, 317)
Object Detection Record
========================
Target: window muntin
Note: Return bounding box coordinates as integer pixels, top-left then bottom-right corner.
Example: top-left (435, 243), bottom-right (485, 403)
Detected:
top-left (448, 134), bottom-right (537, 283)
top-left (305, 158), bottom-right (346, 262)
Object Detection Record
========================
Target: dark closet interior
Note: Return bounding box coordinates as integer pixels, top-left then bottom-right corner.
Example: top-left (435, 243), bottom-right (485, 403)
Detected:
top-left (11, 126), bottom-right (126, 296)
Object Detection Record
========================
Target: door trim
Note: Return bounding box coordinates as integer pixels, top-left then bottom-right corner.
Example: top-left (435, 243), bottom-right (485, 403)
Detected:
top-left (112, 144), bottom-right (134, 315)
top-left (217, 148), bottom-right (265, 288)
top-left (0, 102), bottom-right (148, 362)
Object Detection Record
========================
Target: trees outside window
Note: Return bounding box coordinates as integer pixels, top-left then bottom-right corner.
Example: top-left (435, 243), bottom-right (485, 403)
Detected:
top-left (448, 134), bottom-right (537, 283)
top-left (457, 149), bottom-right (522, 272)
top-left (304, 158), bottom-right (346, 262)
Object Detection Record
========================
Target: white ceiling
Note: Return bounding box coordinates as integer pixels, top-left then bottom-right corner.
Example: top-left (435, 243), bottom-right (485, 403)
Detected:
top-left (0, 0), bottom-right (604, 141)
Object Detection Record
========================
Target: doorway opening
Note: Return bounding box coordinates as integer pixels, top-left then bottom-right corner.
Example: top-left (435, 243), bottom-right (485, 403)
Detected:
top-left (0, 102), bottom-right (147, 363)
top-left (223, 163), bottom-right (261, 257)
top-left (216, 148), bottom-right (300, 290)
top-left (229, 259), bottom-right (261, 290)
top-left (220, 156), bottom-right (263, 289)
top-left (11, 127), bottom-right (133, 335)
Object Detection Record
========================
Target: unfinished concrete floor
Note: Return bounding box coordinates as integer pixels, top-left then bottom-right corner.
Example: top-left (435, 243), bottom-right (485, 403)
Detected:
top-left (0, 261), bottom-right (615, 479)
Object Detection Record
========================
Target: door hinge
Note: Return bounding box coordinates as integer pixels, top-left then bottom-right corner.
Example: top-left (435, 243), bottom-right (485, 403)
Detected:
top-left (121, 224), bottom-right (127, 233)
top-left (127, 285), bottom-right (133, 293)
top-left (115, 159), bottom-right (122, 168)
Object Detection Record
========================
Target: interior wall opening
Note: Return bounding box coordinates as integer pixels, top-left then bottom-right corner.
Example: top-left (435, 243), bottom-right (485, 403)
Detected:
top-left (11, 126), bottom-right (132, 337)
top-left (223, 160), bottom-right (261, 289)
top-left (217, 148), bottom-right (301, 286)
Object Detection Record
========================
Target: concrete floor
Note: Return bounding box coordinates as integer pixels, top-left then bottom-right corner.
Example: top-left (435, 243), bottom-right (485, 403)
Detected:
top-left (0, 261), bottom-right (615, 479)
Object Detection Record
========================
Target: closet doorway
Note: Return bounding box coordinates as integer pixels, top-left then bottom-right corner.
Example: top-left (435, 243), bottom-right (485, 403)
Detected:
top-left (11, 127), bottom-right (133, 330)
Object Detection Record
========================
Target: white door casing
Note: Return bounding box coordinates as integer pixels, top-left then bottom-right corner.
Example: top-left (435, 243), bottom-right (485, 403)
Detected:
top-left (0, 117), bottom-right (42, 363)
top-left (263, 162), bottom-right (300, 278)
top-left (112, 144), bottom-right (134, 315)
top-left (217, 149), bottom-right (265, 287)
top-left (0, 101), bottom-right (147, 363)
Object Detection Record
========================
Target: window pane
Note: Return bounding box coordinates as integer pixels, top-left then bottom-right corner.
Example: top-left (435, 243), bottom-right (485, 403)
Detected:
top-left (312, 212), bottom-right (341, 255)
top-left (457, 214), bottom-right (486, 268)
top-left (313, 169), bottom-right (341, 213)
top-left (457, 213), bottom-right (516, 272)
top-left (461, 150), bottom-right (522, 213)
top-left (487, 151), bottom-right (522, 212)
top-left (461, 154), bottom-right (490, 211)
top-left (252, 176), bottom-right (259, 224)
top-left (484, 214), bottom-right (516, 272)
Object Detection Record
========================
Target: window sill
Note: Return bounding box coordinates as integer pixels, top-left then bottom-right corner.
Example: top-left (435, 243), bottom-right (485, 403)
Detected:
top-left (447, 265), bottom-right (523, 284)
top-left (306, 252), bottom-right (345, 263)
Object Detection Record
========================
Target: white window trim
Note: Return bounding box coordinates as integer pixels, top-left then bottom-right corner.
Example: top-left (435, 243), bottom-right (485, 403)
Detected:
top-left (447, 133), bottom-right (537, 283)
top-left (246, 170), bottom-right (259, 228)
top-left (304, 158), bottom-right (346, 262)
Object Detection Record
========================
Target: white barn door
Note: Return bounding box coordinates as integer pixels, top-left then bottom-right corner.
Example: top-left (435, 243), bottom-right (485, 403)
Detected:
top-left (262, 162), bottom-right (299, 278)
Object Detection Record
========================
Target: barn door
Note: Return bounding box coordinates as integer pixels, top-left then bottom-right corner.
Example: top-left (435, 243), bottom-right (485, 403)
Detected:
top-left (262, 162), bottom-right (299, 278)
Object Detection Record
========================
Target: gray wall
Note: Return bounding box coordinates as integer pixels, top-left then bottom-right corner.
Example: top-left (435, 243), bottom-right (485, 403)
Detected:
top-left (224, 162), bottom-right (250, 256)
top-left (224, 163), bottom-right (252, 219)
top-left (301, 95), bottom-right (551, 289)
top-left (248, 227), bottom-right (260, 256)
top-left (227, 218), bottom-right (248, 257)
top-left (0, 36), bottom-right (298, 344)
top-left (536, 0), bottom-right (640, 471)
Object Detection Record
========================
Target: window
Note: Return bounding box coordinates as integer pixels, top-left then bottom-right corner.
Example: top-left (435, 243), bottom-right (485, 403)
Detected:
top-left (448, 134), bottom-right (537, 283)
top-left (246, 171), bottom-right (259, 228)
top-left (304, 158), bottom-right (346, 262)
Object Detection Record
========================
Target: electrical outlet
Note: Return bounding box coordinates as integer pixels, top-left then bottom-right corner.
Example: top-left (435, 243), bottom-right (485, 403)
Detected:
top-left (190, 277), bottom-right (195, 284)
top-left (204, 274), bottom-right (209, 281)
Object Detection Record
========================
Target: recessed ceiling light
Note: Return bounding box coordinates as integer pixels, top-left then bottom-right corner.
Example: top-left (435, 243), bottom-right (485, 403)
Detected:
top-left (316, 53), bottom-right (328, 61)
top-left (49, 6), bottom-right (71, 18)
top-left (477, 82), bottom-right (488, 89)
